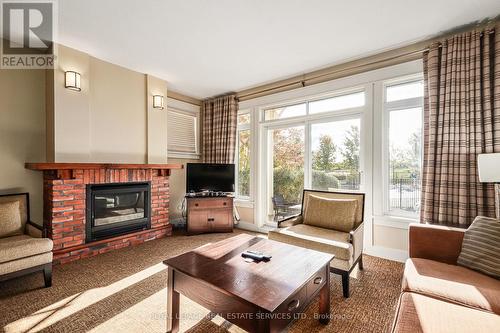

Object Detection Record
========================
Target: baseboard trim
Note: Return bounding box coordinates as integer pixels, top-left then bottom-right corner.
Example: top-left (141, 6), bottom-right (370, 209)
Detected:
top-left (364, 246), bottom-right (408, 263)
top-left (235, 221), bottom-right (267, 234)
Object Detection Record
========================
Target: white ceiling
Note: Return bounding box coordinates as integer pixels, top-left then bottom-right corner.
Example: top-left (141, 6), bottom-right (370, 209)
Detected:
top-left (58, 0), bottom-right (500, 99)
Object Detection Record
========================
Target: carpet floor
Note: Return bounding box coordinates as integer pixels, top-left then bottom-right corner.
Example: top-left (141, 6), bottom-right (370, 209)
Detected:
top-left (0, 230), bottom-right (403, 333)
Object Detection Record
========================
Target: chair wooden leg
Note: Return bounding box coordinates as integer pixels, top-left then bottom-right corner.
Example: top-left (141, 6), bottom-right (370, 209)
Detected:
top-left (341, 272), bottom-right (350, 298)
top-left (43, 264), bottom-right (52, 287)
top-left (358, 255), bottom-right (364, 270)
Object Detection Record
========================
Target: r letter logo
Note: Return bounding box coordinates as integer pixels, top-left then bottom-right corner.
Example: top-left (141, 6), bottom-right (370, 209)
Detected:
top-left (1, 1), bottom-right (56, 69)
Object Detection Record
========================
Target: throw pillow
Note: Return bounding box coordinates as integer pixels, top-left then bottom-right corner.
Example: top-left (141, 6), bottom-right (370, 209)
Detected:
top-left (457, 216), bottom-right (500, 279)
top-left (303, 195), bottom-right (357, 232)
top-left (0, 200), bottom-right (23, 238)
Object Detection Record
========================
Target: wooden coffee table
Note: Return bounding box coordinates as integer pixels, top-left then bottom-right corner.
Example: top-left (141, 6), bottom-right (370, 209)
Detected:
top-left (163, 233), bottom-right (334, 333)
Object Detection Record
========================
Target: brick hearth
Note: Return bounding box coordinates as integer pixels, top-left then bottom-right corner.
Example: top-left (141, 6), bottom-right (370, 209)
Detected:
top-left (26, 163), bottom-right (182, 264)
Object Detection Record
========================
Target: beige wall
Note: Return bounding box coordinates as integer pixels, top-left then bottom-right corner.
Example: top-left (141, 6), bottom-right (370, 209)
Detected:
top-left (168, 158), bottom-right (197, 221)
top-left (52, 45), bottom-right (91, 161)
top-left (0, 44), bottom-right (171, 224)
top-left (48, 45), bottom-right (168, 163)
top-left (146, 75), bottom-right (168, 163)
top-left (373, 225), bottom-right (408, 251)
top-left (89, 57), bottom-right (148, 163)
top-left (0, 68), bottom-right (46, 223)
top-left (1, 44), bottom-right (183, 225)
top-left (237, 206), bottom-right (254, 224)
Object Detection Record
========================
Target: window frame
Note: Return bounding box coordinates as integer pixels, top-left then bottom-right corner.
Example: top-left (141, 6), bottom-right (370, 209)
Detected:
top-left (382, 75), bottom-right (424, 218)
top-left (261, 86), bottom-right (367, 125)
top-left (237, 59), bottom-right (423, 255)
top-left (259, 87), bottom-right (369, 225)
top-left (235, 109), bottom-right (252, 200)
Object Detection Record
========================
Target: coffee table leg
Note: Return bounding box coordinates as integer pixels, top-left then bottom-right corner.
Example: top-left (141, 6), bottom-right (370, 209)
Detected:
top-left (318, 265), bottom-right (331, 325)
top-left (167, 267), bottom-right (180, 333)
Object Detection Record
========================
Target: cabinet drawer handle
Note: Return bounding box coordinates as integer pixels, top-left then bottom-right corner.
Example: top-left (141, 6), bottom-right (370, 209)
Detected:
top-left (287, 299), bottom-right (300, 311)
top-left (194, 203), bottom-right (198, 207)
top-left (223, 202), bottom-right (227, 206)
top-left (313, 277), bottom-right (323, 284)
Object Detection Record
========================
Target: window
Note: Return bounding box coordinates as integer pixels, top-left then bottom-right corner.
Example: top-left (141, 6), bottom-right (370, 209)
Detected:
top-left (236, 111), bottom-right (251, 198)
top-left (311, 118), bottom-right (361, 191)
top-left (261, 90), bottom-right (366, 222)
top-left (167, 108), bottom-right (199, 158)
top-left (263, 91), bottom-right (365, 121)
top-left (384, 79), bottom-right (423, 217)
top-left (264, 103), bottom-right (306, 121)
top-left (309, 91), bottom-right (365, 114)
top-left (386, 80), bottom-right (424, 102)
top-left (268, 125), bottom-right (305, 220)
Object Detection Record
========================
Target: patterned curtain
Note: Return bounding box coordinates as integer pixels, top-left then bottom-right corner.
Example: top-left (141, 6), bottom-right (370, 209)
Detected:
top-left (202, 94), bottom-right (238, 163)
top-left (421, 24), bottom-right (500, 227)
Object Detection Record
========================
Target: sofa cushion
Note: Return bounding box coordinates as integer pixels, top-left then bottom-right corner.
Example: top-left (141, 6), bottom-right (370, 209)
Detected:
top-left (457, 216), bottom-right (500, 279)
top-left (0, 200), bottom-right (23, 238)
top-left (403, 258), bottom-right (500, 314)
top-left (0, 252), bottom-right (52, 275)
top-left (302, 191), bottom-right (364, 226)
top-left (392, 292), bottom-right (500, 333)
top-left (268, 224), bottom-right (352, 261)
top-left (0, 235), bottom-right (53, 264)
top-left (303, 195), bottom-right (357, 232)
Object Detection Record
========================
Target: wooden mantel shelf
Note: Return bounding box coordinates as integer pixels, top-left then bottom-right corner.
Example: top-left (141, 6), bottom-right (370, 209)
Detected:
top-left (25, 162), bottom-right (183, 179)
top-left (25, 162), bottom-right (183, 170)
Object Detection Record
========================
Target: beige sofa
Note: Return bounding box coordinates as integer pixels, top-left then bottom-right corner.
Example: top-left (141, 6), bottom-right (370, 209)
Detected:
top-left (0, 193), bottom-right (53, 287)
top-left (268, 190), bottom-right (365, 298)
top-left (392, 223), bottom-right (500, 332)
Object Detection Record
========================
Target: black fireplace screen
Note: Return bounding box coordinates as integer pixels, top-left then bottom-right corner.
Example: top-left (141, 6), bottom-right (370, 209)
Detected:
top-left (86, 182), bottom-right (151, 242)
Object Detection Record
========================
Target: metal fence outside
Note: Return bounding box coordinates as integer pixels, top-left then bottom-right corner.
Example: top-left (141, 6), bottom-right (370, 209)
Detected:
top-left (390, 177), bottom-right (421, 212)
top-left (330, 173), bottom-right (421, 212)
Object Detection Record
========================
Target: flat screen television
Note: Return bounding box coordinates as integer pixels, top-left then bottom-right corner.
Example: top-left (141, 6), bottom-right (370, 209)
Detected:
top-left (186, 163), bottom-right (235, 193)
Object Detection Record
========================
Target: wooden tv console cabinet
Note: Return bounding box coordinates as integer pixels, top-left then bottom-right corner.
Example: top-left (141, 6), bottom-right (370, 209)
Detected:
top-left (186, 196), bottom-right (234, 234)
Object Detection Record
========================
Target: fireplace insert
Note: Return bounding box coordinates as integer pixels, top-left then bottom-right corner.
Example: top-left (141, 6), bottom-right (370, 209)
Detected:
top-left (86, 182), bottom-right (151, 242)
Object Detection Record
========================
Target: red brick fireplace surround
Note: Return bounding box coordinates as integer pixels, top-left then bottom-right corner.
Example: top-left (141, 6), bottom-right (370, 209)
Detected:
top-left (25, 163), bottom-right (183, 264)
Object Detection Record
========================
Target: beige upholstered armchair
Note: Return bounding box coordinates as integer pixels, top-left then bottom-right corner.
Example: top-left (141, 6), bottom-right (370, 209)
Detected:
top-left (0, 193), bottom-right (53, 287)
top-left (268, 190), bottom-right (365, 298)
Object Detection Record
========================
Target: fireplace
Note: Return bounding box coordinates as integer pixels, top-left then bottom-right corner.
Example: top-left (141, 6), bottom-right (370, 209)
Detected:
top-left (86, 182), bottom-right (151, 242)
top-left (25, 162), bottom-right (182, 264)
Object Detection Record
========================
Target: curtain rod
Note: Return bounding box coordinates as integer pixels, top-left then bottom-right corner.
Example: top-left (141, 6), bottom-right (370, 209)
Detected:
top-left (236, 24), bottom-right (497, 102)
top-left (236, 49), bottom-right (423, 101)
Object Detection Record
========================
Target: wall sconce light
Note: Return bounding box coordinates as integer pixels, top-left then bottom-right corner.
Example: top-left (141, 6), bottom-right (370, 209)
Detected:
top-left (153, 95), bottom-right (164, 110)
top-left (65, 71), bottom-right (81, 91)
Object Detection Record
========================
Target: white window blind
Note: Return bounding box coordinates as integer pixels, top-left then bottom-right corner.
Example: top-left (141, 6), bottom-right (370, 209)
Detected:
top-left (167, 109), bottom-right (199, 157)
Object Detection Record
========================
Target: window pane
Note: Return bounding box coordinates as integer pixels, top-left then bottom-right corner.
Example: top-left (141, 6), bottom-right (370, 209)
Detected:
top-left (237, 130), bottom-right (250, 197)
top-left (311, 119), bottom-right (361, 191)
top-left (269, 126), bottom-right (304, 221)
top-left (386, 81), bottom-right (423, 102)
top-left (238, 113), bottom-right (250, 125)
top-left (264, 103), bottom-right (306, 121)
top-left (388, 107), bottom-right (422, 215)
top-left (309, 92), bottom-right (365, 114)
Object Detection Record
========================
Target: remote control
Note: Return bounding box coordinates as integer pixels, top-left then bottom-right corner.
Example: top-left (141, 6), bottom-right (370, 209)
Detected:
top-left (242, 251), bottom-right (272, 262)
top-left (247, 250), bottom-right (272, 260)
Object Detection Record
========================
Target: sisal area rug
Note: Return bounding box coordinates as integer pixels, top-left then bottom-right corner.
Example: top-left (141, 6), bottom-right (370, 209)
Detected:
top-left (0, 230), bottom-right (403, 333)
